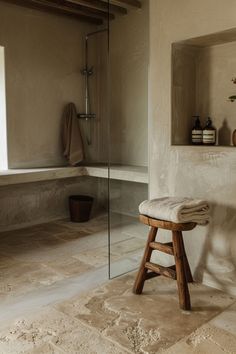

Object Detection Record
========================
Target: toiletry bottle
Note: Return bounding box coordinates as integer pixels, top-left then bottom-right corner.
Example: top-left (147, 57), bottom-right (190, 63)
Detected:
top-left (203, 117), bottom-right (216, 145)
top-left (191, 116), bottom-right (203, 144)
top-left (232, 129), bottom-right (236, 146)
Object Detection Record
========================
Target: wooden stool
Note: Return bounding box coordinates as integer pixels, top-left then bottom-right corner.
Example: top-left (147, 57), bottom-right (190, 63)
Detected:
top-left (133, 215), bottom-right (196, 311)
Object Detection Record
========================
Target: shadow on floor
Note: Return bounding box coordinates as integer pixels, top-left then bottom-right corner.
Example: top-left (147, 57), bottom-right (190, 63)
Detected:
top-left (194, 202), bottom-right (236, 294)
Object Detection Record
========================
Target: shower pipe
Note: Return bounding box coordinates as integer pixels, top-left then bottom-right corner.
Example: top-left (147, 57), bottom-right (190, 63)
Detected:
top-left (78, 28), bottom-right (108, 121)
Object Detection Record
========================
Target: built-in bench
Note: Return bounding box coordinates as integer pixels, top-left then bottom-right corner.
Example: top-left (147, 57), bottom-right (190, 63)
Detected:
top-left (0, 164), bottom-right (148, 187)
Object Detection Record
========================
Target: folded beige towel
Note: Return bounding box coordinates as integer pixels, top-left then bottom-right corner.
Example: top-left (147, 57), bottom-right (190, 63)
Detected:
top-left (62, 103), bottom-right (84, 166)
top-left (139, 197), bottom-right (210, 225)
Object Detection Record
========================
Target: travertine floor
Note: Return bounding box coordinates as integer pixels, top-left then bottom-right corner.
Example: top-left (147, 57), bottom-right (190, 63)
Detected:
top-left (0, 215), bottom-right (236, 353)
top-left (0, 213), bottom-right (146, 302)
top-left (0, 274), bottom-right (235, 353)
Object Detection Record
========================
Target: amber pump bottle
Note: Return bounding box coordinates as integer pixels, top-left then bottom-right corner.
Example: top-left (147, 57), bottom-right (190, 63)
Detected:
top-left (203, 117), bottom-right (216, 145)
top-left (191, 116), bottom-right (203, 144)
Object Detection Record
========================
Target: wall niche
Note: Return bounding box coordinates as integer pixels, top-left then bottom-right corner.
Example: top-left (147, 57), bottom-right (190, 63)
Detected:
top-left (172, 28), bottom-right (236, 146)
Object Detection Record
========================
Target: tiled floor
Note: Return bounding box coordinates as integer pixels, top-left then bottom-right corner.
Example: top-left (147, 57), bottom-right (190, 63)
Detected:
top-left (0, 215), bottom-right (236, 353)
top-left (0, 274), bottom-right (235, 353)
top-left (0, 213), bottom-right (146, 302)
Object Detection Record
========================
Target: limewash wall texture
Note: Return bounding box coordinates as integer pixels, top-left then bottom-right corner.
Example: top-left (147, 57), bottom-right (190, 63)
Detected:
top-left (0, 176), bottom-right (102, 232)
top-left (0, 3), bottom-right (105, 230)
top-left (172, 40), bottom-right (236, 146)
top-left (109, 0), bottom-right (149, 167)
top-left (0, 2), bottom-right (94, 168)
top-left (149, 0), bottom-right (236, 294)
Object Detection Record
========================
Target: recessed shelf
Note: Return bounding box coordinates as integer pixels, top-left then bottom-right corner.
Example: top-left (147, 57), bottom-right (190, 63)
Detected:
top-left (171, 145), bottom-right (236, 154)
top-left (172, 144), bottom-right (236, 148)
top-left (172, 27), bottom-right (236, 147)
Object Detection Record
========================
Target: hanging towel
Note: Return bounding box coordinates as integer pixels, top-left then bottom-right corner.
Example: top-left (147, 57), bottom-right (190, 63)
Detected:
top-left (62, 103), bottom-right (84, 166)
top-left (139, 197), bottom-right (210, 225)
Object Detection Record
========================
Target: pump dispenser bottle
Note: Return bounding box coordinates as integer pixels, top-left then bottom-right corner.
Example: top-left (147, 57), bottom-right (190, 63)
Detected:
top-left (191, 116), bottom-right (203, 144)
top-left (203, 117), bottom-right (216, 145)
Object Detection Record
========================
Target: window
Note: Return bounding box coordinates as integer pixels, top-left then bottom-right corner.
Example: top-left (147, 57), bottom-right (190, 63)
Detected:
top-left (0, 46), bottom-right (8, 170)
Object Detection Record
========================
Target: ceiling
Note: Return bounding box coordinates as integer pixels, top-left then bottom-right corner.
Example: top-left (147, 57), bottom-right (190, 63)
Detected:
top-left (0, 0), bottom-right (142, 25)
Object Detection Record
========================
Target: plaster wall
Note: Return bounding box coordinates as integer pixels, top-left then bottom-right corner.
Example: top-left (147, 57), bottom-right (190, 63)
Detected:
top-left (88, 31), bottom-right (109, 163)
top-left (0, 177), bottom-right (103, 232)
top-left (197, 41), bottom-right (236, 145)
top-left (149, 0), bottom-right (236, 294)
top-left (172, 44), bottom-right (197, 145)
top-left (109, 1), bottom-right (149, 166)
top-left (109, 180), bottom-right (147, 217)
top-left (0, 46), bottom-right (7, 169)
top-left (172, 40), bottom-right (236, 146)
top-left (0, 2), bottom-right (94, 168)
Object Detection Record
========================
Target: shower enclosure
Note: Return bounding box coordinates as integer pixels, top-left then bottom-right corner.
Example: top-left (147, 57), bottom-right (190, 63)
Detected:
top-left (79, 0), bottom-right (149, 279)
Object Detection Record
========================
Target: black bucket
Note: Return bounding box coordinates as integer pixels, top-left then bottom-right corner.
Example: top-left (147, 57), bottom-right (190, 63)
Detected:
top-left (69, 195), bottom-right (94, 222)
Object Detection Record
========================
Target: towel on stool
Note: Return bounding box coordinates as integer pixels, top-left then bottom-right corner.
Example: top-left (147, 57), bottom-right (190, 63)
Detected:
top-left (62, 103), bottom-right (84, 166)
top-left (139, 197), bottom-right (210, 225)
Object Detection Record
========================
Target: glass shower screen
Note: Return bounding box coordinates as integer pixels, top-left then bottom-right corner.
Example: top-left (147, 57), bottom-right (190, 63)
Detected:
top-left (107, 0), bottom-right (149, 278)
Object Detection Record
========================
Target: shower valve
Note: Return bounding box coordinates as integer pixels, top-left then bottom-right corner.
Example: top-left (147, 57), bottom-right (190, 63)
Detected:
top-left (81, 67), bottom-right (94, 76)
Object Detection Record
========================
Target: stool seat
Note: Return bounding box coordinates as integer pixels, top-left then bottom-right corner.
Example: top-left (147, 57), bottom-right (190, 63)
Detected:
top-left (133, 214), bottom-right (196, 311)
top-left (140, 215), bottom-right (196, 231)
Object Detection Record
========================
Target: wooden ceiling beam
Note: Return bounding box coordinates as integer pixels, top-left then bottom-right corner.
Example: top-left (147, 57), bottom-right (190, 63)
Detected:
top-left (1, 0), bottom-right (104, 24)
top-left (108, 0), bottom-right (141, 9)
top-left (50, 0), bottom-right (115, 20)
top-left (0, 0), bottom-right (141, 24)
top-left (68, 0), bottom-right (127, 15)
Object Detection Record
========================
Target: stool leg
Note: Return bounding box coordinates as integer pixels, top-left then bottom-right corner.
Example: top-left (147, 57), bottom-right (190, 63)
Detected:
top-left (133, 227), bottom-right (157, 294)
top-left (180, 237), bottom-right (193, 283)
top-left (172, 231), bottom-right (191, 311)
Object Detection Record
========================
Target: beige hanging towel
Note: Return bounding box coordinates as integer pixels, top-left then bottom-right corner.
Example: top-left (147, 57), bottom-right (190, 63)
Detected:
top-left (62, 103), bottom-right (84, 166)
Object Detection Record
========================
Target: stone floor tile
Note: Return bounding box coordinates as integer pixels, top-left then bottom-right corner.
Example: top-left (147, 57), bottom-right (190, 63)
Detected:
top-left (46, 257), bottom-right (93, 276)
top-left (209, 301), bottom-right (236, 337)
top-left (0, 307), bottom-right (130, 354)
top-left (110, 237), bottom-right (146, 257)
top-left (0, 308), bottom-right (78, 353)
top-left (198, 324), bottom-right (236, 353)
top-left (56, 274), bottom-right (236, 354)
top-left (55, 229), bottom-right (91, 241)
top-left (30, 223), bottom-right (73, 235)
top-left (24, 342), bottom-right (65, 354)
top-left (162, 339), bottom-right (228, 354)
top-left (1, 213), bottom-right (236, 354)
top-left (167, 324), bottom-right (236, 354)
top-left (0, 262), bottom-right (64, 299)
top-left (52, 324), bottom-right (131, 354)
top-left (73, 247), bottom-right (109, 267)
